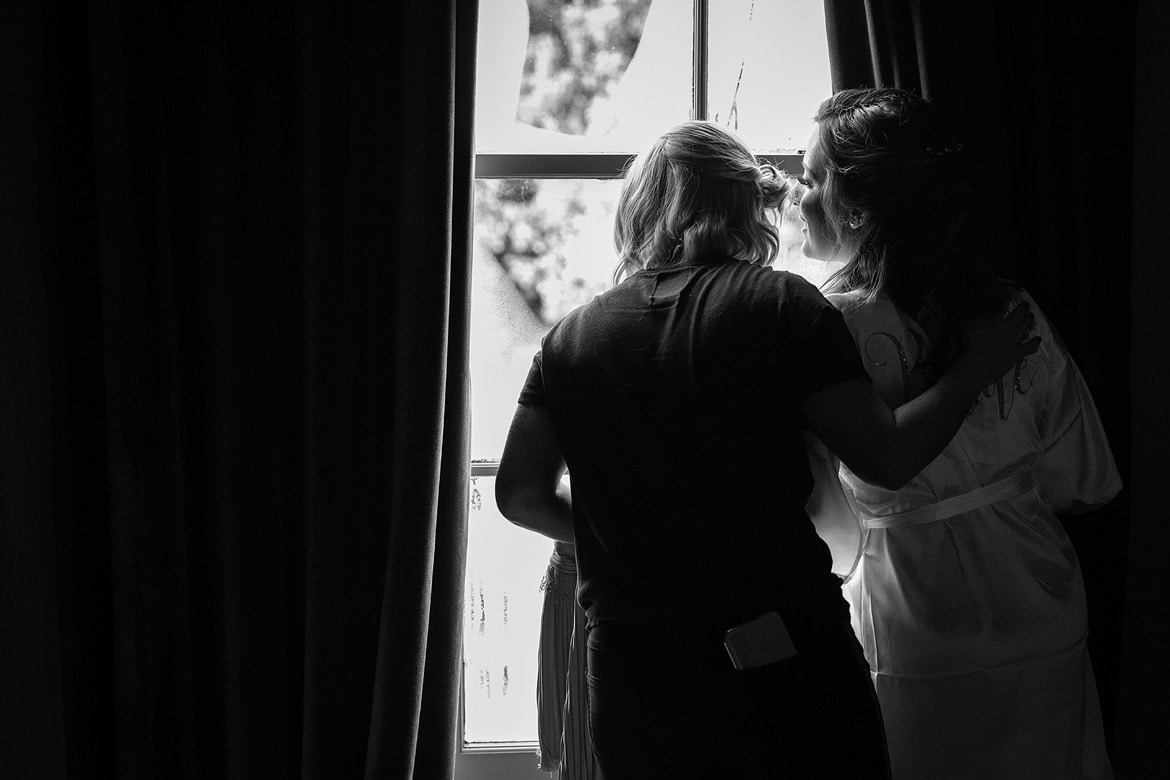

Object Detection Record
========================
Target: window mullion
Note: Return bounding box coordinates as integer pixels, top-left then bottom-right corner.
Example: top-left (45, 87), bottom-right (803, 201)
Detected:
top-left (693, 0), bottom-right (709, 120)
top-left (474, 154), bottom-right (633, 180)
top-left (474, 153), bottom-right (803, 179)
top-left (471, 461), bottom-right (500, 478)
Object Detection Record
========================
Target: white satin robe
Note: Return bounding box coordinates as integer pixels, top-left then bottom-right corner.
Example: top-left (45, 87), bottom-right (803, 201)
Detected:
top-left (807, 289), bottom-right (1121, 780)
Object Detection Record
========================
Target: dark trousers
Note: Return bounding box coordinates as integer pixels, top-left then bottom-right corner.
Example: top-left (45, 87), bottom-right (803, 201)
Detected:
top-left (585, 613), bottom-right (891, 779)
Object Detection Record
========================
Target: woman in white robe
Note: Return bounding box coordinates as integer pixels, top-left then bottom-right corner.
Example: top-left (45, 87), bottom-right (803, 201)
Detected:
top-left (798, 87), bottom-right (1122, 780)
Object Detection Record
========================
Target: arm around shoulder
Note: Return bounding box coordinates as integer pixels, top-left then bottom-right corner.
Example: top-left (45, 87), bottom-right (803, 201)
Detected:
top-left (805, 303), bottom-right (1041, 490)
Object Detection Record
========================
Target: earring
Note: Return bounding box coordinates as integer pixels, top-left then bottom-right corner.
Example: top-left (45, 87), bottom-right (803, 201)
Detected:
top-left (847, 216), bottom-right (864, 230)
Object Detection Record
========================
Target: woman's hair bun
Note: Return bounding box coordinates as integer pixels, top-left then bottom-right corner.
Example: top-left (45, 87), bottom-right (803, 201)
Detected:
top-left (757, 163), bottom-right (792, 210)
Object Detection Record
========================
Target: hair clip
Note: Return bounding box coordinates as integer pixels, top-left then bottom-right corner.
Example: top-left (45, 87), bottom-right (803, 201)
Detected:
top-left (925, 141), bottom-right (964, 158)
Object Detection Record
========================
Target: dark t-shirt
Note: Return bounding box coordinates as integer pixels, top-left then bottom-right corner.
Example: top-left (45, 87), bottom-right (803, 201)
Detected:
top-left (518, 257), bottom-right (869, 625)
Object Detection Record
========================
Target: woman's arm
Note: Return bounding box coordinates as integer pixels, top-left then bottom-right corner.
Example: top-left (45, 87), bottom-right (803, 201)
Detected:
top-left (805, 303), bottom-right (1040, 490)
top-left (495, 403), bottom-right (575, 543)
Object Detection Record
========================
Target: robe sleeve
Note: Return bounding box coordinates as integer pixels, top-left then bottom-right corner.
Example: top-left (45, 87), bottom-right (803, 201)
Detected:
top-left (1028, 292), bottom-right (1123, 514)
top-left (804, 430), bottom-right (864, 580)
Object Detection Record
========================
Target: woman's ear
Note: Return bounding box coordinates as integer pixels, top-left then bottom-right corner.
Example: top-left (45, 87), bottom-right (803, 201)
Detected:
top-left (847, 209), bottom-right (867, 230)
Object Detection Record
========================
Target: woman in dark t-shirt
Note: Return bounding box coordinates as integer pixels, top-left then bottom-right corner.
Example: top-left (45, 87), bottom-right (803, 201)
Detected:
top-left (495, 120), bottom-right (1037, 779)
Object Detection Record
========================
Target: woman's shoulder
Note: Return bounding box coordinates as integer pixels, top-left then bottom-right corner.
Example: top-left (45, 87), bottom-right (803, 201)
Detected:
top-left (823, 289), bottom-right (906, 331)
top-left (726, 264), bottom-right (835, 311)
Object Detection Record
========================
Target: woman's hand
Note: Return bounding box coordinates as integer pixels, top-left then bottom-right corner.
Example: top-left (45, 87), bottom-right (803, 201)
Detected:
top-left (960, 302), bottom-right (1042, 383)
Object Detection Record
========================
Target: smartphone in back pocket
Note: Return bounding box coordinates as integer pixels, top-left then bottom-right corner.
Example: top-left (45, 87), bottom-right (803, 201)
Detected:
top-left (723, 611), bottom-right (797, 670)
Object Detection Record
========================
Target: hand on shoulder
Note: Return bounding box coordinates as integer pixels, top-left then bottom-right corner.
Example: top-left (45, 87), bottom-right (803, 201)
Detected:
top-left (959, 302), bottom-right (1042, 383)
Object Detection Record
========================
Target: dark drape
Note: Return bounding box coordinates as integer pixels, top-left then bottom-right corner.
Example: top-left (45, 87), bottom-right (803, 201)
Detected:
top-left (822, 0), bottom-right (1146, 771)
top-left (1, 1), bottom-right (477, 777)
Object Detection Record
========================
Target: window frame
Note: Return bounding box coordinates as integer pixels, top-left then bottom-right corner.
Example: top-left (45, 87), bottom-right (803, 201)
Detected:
top-left (458, 0), bottom-right (806, 764)
top-left (474, 153), bottom-right (802, 179)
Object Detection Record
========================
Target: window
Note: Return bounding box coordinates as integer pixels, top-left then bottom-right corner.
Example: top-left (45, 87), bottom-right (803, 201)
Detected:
top-left (459, 0), bottom-right (835, 771)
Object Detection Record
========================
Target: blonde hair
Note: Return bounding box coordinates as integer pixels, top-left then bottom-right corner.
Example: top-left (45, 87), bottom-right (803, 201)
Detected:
top-left (612, 121), bottom-right (792, 284)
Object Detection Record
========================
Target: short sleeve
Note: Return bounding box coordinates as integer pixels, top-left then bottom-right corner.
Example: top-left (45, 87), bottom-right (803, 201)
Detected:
top-left (791, 298), bottom-right (871, 399)
top-left (517, 350), bottom-right (547, 407)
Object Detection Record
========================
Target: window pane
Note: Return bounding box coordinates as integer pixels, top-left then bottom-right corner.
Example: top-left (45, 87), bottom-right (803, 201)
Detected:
top-left (462, 475), bottom-right (553, 745)
top-left (474, 0), bottom-right (692, 154)
top-left (708, 0), bottom-right (832, 153)
top-left (470, 178), bottom-right (621, 461)
top-left (464, 178), bottom-right (620, 748)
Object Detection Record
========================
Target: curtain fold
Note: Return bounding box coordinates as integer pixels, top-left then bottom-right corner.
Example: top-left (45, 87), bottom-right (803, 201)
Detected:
top-left (1, 1), bottom-right (476, 777)
top-left (2, 3), bottom-right (115, 777)
top-left (822, 1), bottom-right (992, 143)
top-left (821, 0), bottom-right (1135, 758)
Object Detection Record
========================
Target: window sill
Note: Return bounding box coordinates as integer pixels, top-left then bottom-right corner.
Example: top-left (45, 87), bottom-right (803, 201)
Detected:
top-left (459, 740), bottom-right (540, 755)
top-left (453, 745), bottom-right (554, 780)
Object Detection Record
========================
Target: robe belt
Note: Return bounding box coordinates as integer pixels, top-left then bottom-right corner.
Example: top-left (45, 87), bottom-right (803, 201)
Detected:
top-left (860, 471), bottom-right (1036, 530)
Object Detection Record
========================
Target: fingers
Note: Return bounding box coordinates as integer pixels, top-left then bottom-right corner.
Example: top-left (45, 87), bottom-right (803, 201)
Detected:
top-left (1005, 301), bottom-right (1036, 342)
top-left (1005, 300), bottom-right (1031, 320)
top-left (1017, 313), bottom-right (1036, 340)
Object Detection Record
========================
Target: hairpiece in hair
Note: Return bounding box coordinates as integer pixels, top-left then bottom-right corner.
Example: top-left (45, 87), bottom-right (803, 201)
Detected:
top-left (925, 140), bottom-right (964, 158)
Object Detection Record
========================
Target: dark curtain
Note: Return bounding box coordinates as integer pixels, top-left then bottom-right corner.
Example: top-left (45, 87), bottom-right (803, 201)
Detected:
top-left (0, 1), bottom-right (477, 778)
top-left (822, 0), bottom-right (1141, 769)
